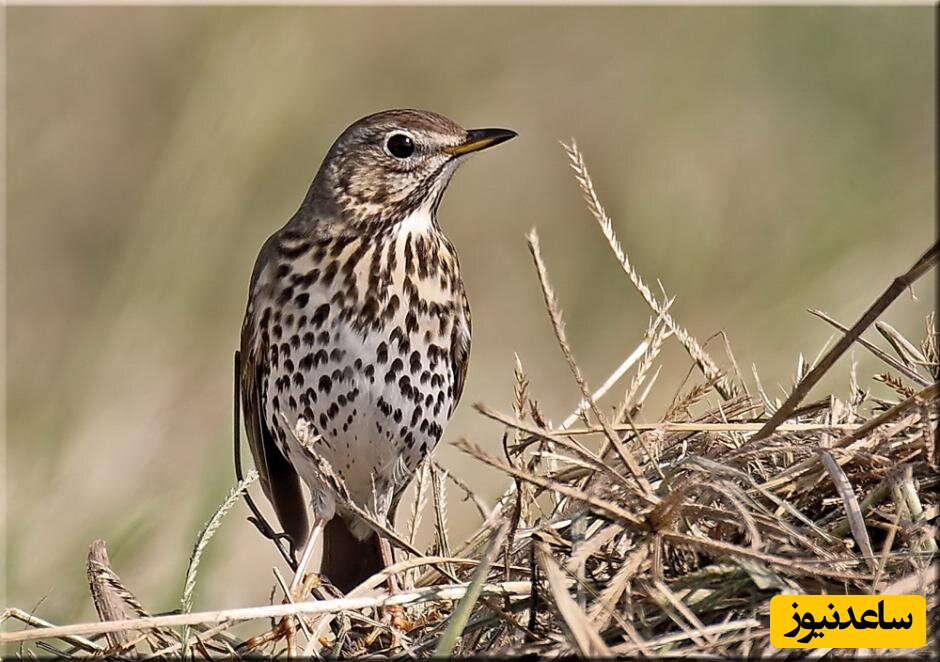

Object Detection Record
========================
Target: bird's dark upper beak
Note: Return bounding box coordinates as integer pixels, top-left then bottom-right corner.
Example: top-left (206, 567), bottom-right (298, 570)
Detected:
top-left (444, 128), bottom-right (517, 156)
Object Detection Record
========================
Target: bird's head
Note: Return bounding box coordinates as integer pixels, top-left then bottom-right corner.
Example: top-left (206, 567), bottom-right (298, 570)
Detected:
top-left (304, 109), bottom-right (516, 230)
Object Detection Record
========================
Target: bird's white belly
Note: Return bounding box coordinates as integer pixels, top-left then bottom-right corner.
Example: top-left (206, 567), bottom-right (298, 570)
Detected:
top-left (274, 316), bottom-right (452, 513)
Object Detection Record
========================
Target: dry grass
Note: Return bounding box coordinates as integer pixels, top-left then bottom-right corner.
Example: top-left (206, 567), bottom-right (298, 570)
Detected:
top-left (2, 144), bottom-right (937, 658)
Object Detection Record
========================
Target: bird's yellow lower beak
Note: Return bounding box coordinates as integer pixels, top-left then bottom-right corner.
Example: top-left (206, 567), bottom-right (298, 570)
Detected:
top-left (444, 128), bottom-right (517, 156)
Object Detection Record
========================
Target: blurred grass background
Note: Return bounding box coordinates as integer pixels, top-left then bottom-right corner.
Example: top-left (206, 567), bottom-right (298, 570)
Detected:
top-left (5, 6), bottom-right (935, 623)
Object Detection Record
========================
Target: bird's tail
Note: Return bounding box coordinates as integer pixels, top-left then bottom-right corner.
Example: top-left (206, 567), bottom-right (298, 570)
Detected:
top-left (321, 516), bottom-right (384, 594)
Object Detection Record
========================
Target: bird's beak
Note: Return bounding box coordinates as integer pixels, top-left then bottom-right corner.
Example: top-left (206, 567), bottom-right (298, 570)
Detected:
top-left (444, 128), bottom-right (517, 156)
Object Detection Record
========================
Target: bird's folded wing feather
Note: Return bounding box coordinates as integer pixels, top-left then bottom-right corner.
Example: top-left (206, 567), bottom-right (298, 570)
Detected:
top-left (450, 295), bottom-right (472, 413)
top-left (240, 318), bottom-right (310, 552)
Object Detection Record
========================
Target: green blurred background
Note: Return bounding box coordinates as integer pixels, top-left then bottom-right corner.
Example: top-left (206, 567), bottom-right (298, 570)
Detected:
top-left (5, 6), bottom-right (935, 623)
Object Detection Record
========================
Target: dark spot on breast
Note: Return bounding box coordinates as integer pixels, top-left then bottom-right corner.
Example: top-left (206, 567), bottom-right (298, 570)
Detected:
top-left (311, 349), bottom-right (327, 368)
top-left (403, 277), bottom-right (418, 302)
top-left (405, 311), bottom-right (418, 335)
top-left (330, 236), bottom-right (352, 257)
top-left (403, 234), bottom-right (414, 273)
top-left (415, 236), bottom-right (429, 278)
top-left (279, 239), bottom-right (312, 259)
top-left (310, 268), bottom-right (323, 286)
top-left (312, 304), bottom-right (330, 327)
top-left (342, 238), bottom-right (369, 274)
top-left (276, 286), bottom-right (295, 306)
top-left (385, 295), bottom-right (400, 321)
top-left (360, 297), bottom-right (380, 326)
top-left (368, 244), bottom-right (384, 291)
top-left (322, 260), bottom-right (339, 286)
top-left (377, 397), bottom-right (392, 417)
top-left (399, 374), bottom-right (413, 399)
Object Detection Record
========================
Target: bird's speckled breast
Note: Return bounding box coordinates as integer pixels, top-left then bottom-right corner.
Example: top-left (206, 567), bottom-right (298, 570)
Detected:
top-left (249, 206), bottom-right (469, 533)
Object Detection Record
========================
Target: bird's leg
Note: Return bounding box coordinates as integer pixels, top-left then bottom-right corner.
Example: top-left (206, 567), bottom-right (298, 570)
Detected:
top-left (377, 536), bottom-right (408, 636)
top-left (378, 536), bottom-right (400, 594)
top-left (289, 516), bottom-right (326, 599)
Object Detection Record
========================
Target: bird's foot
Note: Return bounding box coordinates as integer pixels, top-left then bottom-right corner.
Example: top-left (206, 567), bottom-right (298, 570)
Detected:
top-left (290, 571), bottom-right (322, 603)
top-left (384, 604), bottom-right (409, 632)
top-left (361, 606), bottom-right (408, 650)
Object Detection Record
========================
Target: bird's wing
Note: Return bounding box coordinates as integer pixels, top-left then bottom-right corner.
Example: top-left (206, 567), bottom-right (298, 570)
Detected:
top-left (450, 292), bottom-right (472, 413)
top-left (240, 304), bottom-right (310, 553)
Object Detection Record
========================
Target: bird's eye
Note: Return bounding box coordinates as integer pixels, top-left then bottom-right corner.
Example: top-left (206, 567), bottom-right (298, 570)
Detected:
top-left (385, 133), bottom-right (415, 159)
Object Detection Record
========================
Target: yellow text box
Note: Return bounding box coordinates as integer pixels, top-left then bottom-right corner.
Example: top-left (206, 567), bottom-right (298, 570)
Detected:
top-left (770, 594), bottom-right (926, 649)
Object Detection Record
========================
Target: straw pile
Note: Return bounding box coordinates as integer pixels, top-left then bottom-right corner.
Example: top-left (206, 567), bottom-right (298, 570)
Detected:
top-left (3, 143), bottom-right (937, 658)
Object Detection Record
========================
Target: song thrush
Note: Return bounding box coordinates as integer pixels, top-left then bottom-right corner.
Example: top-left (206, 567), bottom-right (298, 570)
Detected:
top-left (239, 109), bottom-right (515, 593)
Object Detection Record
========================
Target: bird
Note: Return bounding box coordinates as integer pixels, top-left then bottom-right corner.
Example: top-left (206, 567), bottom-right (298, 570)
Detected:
top-left (239, 109), bottom-right (516, 594)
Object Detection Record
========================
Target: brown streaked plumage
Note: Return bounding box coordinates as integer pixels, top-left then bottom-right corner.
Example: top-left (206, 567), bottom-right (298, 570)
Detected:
top-left (240, 109), bottom-right (515, 593)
